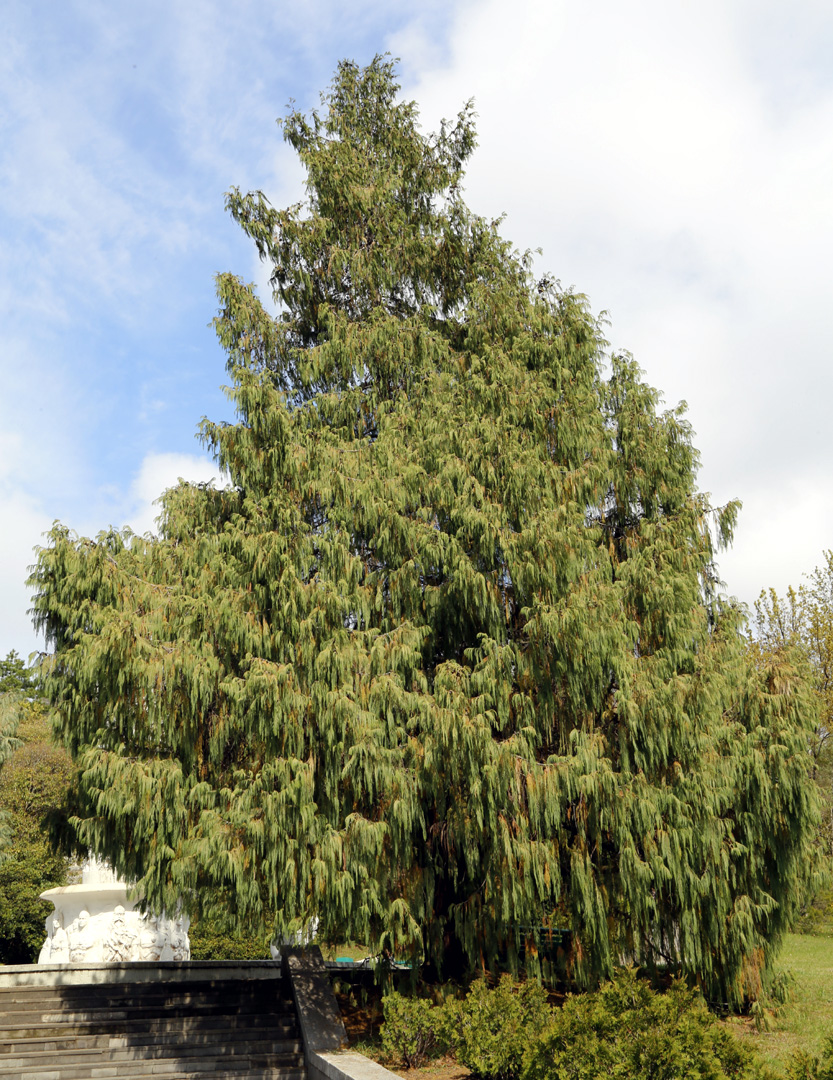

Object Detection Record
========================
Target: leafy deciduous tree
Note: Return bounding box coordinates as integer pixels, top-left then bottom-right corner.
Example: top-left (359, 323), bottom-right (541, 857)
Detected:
top-left (0, 650), bottom-right (37, 696)
top-left (0, 651), bottom-right (72, 962)
top-left (0, 652), bottom-right (25, 859)
top-left (30, 57), bottom-right (819, 1001)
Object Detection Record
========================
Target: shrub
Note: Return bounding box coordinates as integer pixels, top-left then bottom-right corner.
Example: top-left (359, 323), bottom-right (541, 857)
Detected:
top-left (794, 888), bottom-right (833, 937)
top-left (522, 969), bottom-right (764, 1080)
top-left (444, 975), bottom-right (551, 1080)
top-left (187, 914), bottom-right (271, 960)
top-left (785, 1052), bottom-right (820, 1080)
top-left (381, 992), bottom-right (445, 1068)
top-left (783, 1037), bottom-right (833, 1080)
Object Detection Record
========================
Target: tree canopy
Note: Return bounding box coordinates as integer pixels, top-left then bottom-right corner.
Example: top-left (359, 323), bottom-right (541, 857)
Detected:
top-left (752, 555), bottom-right (833, 864)
top-left (31, 57), bottom-right (819, 1002)
top-left (0, 652), bottom-right (25, 859)
top-left (0, 656), bottom-right (72, 964)
top-left (0, 650), bottom-right (38, 696)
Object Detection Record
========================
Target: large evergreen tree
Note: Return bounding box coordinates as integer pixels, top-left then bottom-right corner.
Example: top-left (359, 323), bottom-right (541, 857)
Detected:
top-left (31, 57), bottom-right (819, 1002)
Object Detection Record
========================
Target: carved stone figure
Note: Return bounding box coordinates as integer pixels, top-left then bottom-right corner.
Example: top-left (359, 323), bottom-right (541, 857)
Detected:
top-left (170, 916), bottom-right (189, 961)
top-left (68, 910), bottom-right (94, 963)
top-left (38, 914), bottom-right (69, 963)
top-left (138, 914), bottom-right (167, 961)
top-left (105, 905), bottom-right (137, 962)
top-left (38, 917), bottom-right (55, 964)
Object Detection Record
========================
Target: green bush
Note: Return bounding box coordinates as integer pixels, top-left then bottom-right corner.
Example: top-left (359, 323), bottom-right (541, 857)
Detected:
top-left (794, 888), bottom-right (833, 937)
top-left (381, 993), bottom-right (445, 1068)
top-left (785, 1052), bottom-right (819, 1080)
top-left (522, 970), bottom-right (765, 1080)
top-left (445, 976), bottom-right (551, 1080)
top-left (379, 977), bottom-right (551, 1075)
top-left (187, 916), bottom-right (271, 960)
top-left (783, 1038), bottom-right (833, 1080)
top-left (377, 972), bottom-right (778, 1080)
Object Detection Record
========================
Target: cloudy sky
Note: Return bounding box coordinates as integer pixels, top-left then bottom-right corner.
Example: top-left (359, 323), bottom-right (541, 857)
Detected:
top-left (2, 0), bottom-right (831, 658)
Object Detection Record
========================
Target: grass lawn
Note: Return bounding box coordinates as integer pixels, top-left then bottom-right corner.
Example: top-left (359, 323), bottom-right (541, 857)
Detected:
top-left (722, 934), bottom-right (833, 1073)
top-left (319, 942), bottom-right (375, 962)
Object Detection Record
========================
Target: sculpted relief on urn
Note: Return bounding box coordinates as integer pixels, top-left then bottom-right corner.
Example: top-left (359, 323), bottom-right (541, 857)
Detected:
top-left (38, 857), bottom-right (190, 965)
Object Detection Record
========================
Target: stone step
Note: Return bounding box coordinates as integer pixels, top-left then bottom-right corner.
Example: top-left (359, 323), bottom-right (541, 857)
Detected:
top-left (4, 1066), bottom-right (305, 1080)
top-left (0, 1045), bottom-right (304, 1074)
top-left (0, 980), bottom-right (290, 1006)
top-left (0, 1010), bottom-right (300, 1036)
top-left (1, 1028), bottom-right (299, 1056)
top-left (0, 992), bottom-right (294, 1015)
top-left (0, 998), bottom-right (293, 1025)
top-left (0, 1036), bottom-right (303, 1066)
top-left (0, 986), bottom-right (292, 1009)
top-left (106, 1071), bottom-right (305, 1080)
top-left (0, 1001), bottom-right (297, 1026)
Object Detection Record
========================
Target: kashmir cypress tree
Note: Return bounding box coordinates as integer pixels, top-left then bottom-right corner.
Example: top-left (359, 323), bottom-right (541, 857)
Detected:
top-left (31, 57), bottom-right (820, 1002)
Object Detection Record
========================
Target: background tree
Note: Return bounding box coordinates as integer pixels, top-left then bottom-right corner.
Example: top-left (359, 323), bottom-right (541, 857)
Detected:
top-left (0, 650), bottom-right (73, 963)
top-left (0, 650), bottom-right (37, 695)
top-left (0, 653), bottom-right (24, 859)
top-left (30, 57), bottom-right (820, 1002)
top-left (752, 554), bottom-right (833, 860)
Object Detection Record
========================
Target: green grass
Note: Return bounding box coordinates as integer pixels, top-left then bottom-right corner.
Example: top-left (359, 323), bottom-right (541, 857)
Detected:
top-left (319, 941), bottom-right (374, 962)
top-left (722, 934), bottom-right (833, 1073)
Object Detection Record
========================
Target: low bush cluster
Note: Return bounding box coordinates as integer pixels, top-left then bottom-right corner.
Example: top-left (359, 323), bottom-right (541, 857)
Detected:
top-left (382, 976), bottom-right (550, 1076)
top-left (187, 914), bottom-right (271, 960)
top-left (446, 977), bottom-right (551, 1080)
top-left (381, 994), bottom-right (443, 1069)
top-left (380, 970), bottom-right (785, 1080)
top-left (778, 1042), bottom-right (833, 1080)
top-left (523, 972), bottom-right (756, 1080)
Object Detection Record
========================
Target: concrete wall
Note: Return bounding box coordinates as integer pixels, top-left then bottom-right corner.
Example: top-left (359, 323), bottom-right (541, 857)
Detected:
top-left (284, 947), bottom-right (403, 1080)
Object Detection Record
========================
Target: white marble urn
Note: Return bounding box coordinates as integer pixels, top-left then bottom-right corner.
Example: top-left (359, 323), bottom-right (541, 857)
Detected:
top-left (38, 857), bottom-right (190, 964)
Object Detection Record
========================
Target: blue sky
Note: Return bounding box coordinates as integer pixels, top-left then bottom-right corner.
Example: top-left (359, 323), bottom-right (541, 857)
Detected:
top-left (2, 0), bottom-right (833, 657)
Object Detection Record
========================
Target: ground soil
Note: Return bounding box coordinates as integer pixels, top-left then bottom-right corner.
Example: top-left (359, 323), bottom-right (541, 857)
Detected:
top-left (394, 1060), bottom-right (471, 1080)
top-left (336, 986), bottom-right (385, 1044)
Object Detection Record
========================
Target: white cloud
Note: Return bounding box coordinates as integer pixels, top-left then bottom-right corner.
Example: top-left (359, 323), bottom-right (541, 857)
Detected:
top-left (0, 443), bottom-right (225, 658)
top-left (122, 451), bottom-right (228, 537)
top-left (0, 485), bottom-right (52, 661)
top-left (718, 474), bottom-right (833, 612)
top-left (3, 0), bottom-right (832, 654)
top-left (395, 0), bottom-right (833, 610)
top-left (0, 428), bottom-right (63, 657)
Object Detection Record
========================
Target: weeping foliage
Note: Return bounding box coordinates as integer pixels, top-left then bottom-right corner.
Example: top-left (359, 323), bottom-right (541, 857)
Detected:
top-left (30, 57), bottom-right (819, 1003)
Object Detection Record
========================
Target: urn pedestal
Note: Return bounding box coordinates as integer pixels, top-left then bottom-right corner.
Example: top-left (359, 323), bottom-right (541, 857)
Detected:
top-left (38, 858), bottom-right (189, 964)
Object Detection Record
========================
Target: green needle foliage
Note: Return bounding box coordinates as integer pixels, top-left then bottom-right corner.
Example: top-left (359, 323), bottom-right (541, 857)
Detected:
top-left (30, 57), bottom-right (819, 1002)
